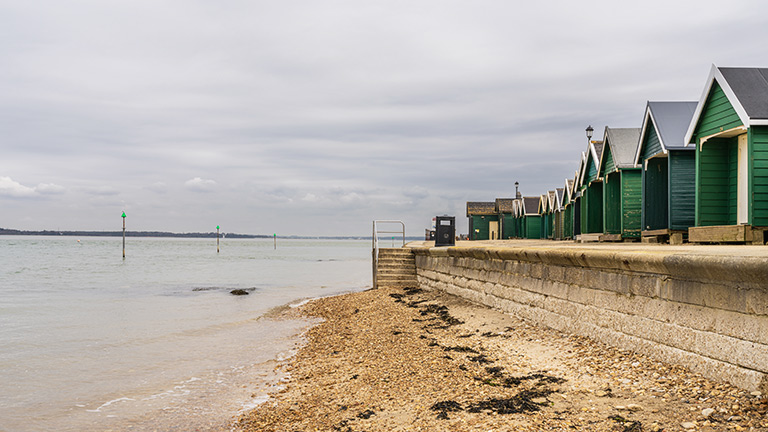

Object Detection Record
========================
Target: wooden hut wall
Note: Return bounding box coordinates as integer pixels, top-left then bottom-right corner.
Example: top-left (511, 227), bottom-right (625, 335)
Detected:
top-left (693, 81), bottom-right (742, 226)
top-left (751, 127), bottom-right (768, 226)
top-left (620, 169), bottom-right (642, 237)
top-left (604, 171), bottom-right (622, 234)
top-left (669, 151), bottom-right (696, 230)
top-left (501, 214), bottom-right (515, 239)
top-left (642, 157), bottom-right (668, 230)
top-left (525, 216), bottom-right (542, 239)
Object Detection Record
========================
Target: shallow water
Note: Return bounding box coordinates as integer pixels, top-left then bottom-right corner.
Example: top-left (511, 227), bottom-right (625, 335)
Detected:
top-left (0, 236), bottom-right (371, 431)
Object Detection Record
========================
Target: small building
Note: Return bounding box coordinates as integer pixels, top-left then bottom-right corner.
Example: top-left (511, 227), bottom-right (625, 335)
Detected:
top-left (684, 65), bottom-right (768, 244)
top-left (563, 178), bottom-right (575, 240)
top-left (495, 198), bottom-right (516, 239)
top-left (538, 193), bottom-right (553, 239)
top-left (466, 202), bottom-right (498, 240)
top-left (553, 188), bottom-right (565, 240)
top-left (635, 101), bottom-right (698, 244)
top-left (580, 139), bottom-right (605, 239)
top-left (572, 154), bottom-right (587, 238)
top-left (599, 127), bottom-right (642, 241)
top-left (513, 198), bottom-right (525, 238)
top-left (521, 196), bottom-right (542, 239)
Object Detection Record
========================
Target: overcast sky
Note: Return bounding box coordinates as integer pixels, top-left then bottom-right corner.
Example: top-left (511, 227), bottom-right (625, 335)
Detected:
top-left (1, 0), bottom-right (766, 236)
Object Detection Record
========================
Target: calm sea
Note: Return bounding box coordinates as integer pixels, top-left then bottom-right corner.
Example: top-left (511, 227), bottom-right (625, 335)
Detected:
top-left (0, 236), bottom-right (371, 432)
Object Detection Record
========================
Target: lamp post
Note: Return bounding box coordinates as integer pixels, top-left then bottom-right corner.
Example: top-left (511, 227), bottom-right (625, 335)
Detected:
top-left (586, 125), bottom-right (594, 142)
top-left (514, 181), bottom-right (520, 199)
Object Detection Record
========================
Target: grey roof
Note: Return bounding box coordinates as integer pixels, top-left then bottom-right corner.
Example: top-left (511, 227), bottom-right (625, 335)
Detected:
top-left (547, 190), bottom-right (557, 210)
top-left (685, 65), bottom-right (768, 146)
top-left (719, 67), bottom-right (768, 120)
top-left (555, 188), bottom-right (565, 208)
top-left (603, 127), bottom-right (641, 170)
top-left (648, 101), bottom-right (698, 151)
top-left (592, 141), bottom-right (604, 167)
top-left (522, 197), bottom-right (540, 216)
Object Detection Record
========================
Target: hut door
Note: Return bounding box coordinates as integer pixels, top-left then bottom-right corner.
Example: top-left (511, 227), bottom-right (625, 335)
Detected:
top-left (489, 221), bottom-right (499, 240)
top-left (737, 134), bottom-right (748, 224)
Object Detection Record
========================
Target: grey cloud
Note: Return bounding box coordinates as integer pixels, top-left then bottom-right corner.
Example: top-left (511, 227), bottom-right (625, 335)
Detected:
top-left (1, 0), bottom-right (766, 234)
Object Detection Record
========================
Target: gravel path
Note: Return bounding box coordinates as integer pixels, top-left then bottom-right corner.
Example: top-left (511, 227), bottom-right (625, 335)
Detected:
top-left (235, 286), bottom-right (768, 431)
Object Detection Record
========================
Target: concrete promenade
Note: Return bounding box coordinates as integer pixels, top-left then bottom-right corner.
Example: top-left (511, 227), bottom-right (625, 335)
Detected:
top-left (408, 240), bottom-right (768, 391)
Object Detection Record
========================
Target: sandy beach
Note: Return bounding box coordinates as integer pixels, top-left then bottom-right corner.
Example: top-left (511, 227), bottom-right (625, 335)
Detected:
top-left (235, 286), bottom-right (768, 431)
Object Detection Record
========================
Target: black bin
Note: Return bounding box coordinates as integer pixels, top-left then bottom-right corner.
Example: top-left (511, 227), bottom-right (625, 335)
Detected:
top-left (434, 216), bottom-right (455, 247)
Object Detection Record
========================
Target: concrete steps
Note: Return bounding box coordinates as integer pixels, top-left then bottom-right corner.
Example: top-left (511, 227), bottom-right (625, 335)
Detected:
top-left (375, 248), bottom-right (417, 288)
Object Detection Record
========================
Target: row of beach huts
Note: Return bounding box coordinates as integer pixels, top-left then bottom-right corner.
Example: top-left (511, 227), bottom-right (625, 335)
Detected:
top-left (466, 65), bottom-right (768, 245)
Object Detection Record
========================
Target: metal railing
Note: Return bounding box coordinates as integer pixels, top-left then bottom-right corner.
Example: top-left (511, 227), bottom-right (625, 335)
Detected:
top-left (372, 220), bottom-right (406, 289)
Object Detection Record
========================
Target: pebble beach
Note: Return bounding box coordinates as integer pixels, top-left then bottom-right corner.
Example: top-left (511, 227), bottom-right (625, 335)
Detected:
top-left (235, 285), bottom-right (768, 431)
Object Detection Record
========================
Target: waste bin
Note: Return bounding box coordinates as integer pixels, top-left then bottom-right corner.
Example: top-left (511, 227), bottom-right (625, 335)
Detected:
top-left (434, 216), bottom-right (455, 247)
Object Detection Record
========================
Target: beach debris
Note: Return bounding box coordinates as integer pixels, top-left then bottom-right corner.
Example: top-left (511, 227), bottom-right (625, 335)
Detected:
top-left (610, 414), bottom-right (643, 432)
top-left (230, 289), bottom-right (250, 295)
top-left (467, 389), bottom-right (552, 414)
top-left (468, 354), bottom-right (493, 364)
top-left (357, 409), bottom-right (375, 419)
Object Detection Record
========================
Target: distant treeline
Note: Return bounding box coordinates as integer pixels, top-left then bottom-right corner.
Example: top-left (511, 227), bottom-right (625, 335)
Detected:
top-left (0, 228), bottom-right (414, 240)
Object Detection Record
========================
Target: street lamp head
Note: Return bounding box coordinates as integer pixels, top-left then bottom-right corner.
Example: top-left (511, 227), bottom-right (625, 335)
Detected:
top-left (585, 125), bottom-right (594, 140)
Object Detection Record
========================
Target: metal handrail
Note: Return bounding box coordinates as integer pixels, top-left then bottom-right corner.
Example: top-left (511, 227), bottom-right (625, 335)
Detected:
top-left (372, 220), bottom-right (406, 288)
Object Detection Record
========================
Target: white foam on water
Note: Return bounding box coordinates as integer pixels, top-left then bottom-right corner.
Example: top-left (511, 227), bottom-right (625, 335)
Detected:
top-left (86, 397), bottom-right (135, 412)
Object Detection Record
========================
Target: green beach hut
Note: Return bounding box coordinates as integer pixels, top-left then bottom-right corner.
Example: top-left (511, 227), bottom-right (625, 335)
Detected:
top-left (512, 199), bottom-right (522, 238)
top-left (684, 65), bottom-right (768, 244)
top-left (572, 154), bottom-right (587, 239)
top-left (495, 198), bottom-right (515, 239)
top-left (539, 193), bottom-right (555, 239)
top-left (466, 202), bottom-right (498, 240)
top-left (553, 187), bottom-right (565, 240)
top-left (635, 101), bottom-right (698, 244)
top-left (579, 139), bottom-right (605, 241)
top-left (599, 127), bottom-right (642, 241)
top-left (521, 196), bottom-right (542, 239)
top-left (563, 178), bottom-right (575, 240)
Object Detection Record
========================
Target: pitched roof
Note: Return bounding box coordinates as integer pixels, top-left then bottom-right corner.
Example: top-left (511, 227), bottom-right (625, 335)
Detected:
top-left (466, 202), bottom-right (496, 217)
top-left (522, 197), bottom-right (540, 216)
top-left (539, 194), bottom-right (548, 213)
top-left (635, 101), bottom-right (697, 164)
top-left (582, 141), bottom-right (604, 185)
top-left (547, 190), bottom-right (557, 211)
top-left (564, 178), bottom-right (574, 201)
top-left (720, 67), bottom-right (768, 120)
top-left (602, 127), bottom-right (641, 172)
top-left (495, 198), bottom-right (515, 213)
top-left (555, 188), bottom-right (565, 209)
top-left (685, 65), bottom-right (768, 145)
top-left (577, 151), bottom-right (588, 187)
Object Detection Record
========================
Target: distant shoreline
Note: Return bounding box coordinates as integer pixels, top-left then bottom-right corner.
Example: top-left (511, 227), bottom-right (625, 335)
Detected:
top-left (0, 228), bottom-right (421, 241)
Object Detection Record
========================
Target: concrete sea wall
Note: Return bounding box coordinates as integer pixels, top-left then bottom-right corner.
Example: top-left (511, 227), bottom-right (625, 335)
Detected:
top-left (410, 242), bottom-right (768, 391)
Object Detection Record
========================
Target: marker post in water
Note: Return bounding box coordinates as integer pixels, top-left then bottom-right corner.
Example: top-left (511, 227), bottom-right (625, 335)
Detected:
top-left (273, 233), bottom-right (277, 250)
top-left (217, 225), bottom-right (220, 253)
top-left (121, 211), bottom-right (126, 258)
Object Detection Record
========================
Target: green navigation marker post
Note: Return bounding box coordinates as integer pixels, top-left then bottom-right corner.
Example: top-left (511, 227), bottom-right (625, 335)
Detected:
top-left (121, 211), bottom-right (127, 259)
top-left (217, 225), bottom-right (220, 253)
top-left (274, 233), bottom-right (277, 250)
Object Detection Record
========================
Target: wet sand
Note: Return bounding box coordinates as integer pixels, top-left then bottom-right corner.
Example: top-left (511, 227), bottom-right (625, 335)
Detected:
top-left (234, 286), bottom-right (768, 431)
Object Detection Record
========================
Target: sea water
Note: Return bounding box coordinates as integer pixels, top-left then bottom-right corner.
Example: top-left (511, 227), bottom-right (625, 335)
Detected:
top-left (0, 236), bottom-right (371, 432)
